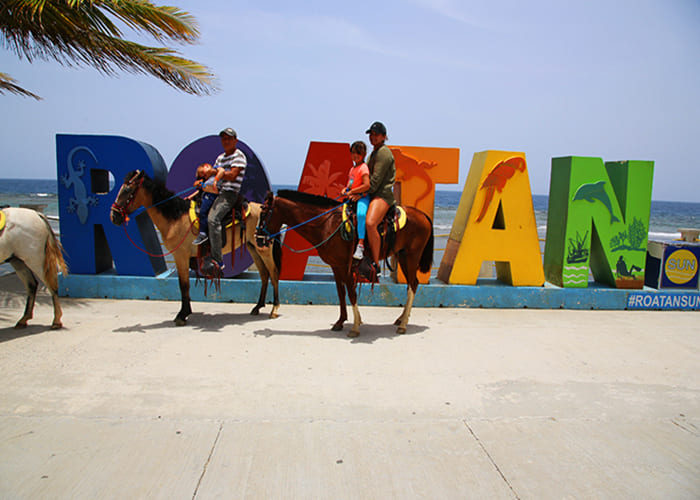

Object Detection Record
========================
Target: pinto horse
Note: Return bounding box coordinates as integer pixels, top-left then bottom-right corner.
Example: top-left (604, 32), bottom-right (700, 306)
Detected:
top-left (110, 170), bottom-right (281, 325)
top-left (0, 207), bottom-right (67, 329)
top-left (257, 190), bottom-right (433, 337)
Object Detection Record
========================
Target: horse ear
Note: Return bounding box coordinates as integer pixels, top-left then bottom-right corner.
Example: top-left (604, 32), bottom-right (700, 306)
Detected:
top-left (264, 191), bottom-right (274, 206)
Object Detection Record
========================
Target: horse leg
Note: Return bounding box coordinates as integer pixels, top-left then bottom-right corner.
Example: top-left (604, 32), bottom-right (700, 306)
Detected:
top-left (266, 242), bottom-right (281, 319)
top-left (346, 277), bottom-right (362, 338)
top-left (269, 270), bottom-right (280, 319)
top-left (396, 287), bottom-right (416, 334)
top-left (9, 258), bottom-right (38, 329)
top-left (394, 251), bottom-right (419, 334)
top-left (262, 241), bottom-right (282, 318)
top-left (331, 267), bottom-right (348, 331)
top-left (43, 264), bottom-right (63, 329)
top-left (248, 245), bottom-right (269, 316)
top-left (174, 251), bottom-right (192, 326)
top-left (49, 291), bottom-right (63, 330)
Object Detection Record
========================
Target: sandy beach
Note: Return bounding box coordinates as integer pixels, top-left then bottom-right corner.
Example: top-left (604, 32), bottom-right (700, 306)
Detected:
top-left (1, 273), bottom-right (698, 498)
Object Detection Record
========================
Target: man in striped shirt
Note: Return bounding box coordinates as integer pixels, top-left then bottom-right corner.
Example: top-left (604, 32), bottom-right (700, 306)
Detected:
top-left (208, 127), bottom-right (247, 268)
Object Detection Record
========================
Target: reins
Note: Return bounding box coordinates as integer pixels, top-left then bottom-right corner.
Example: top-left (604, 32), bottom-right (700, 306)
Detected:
top-left (113, 173), bottom-right (198, 258)
top-left (121, 218), bottom-right (197, 258)
top-left (263, 200), bottom-right (347, 240)
top-left (129, 186), bottom-right (196, 219)
top-left (280, 218), bottom-right (347, 253)
top-left (258, 199), bottom-right (349, 254)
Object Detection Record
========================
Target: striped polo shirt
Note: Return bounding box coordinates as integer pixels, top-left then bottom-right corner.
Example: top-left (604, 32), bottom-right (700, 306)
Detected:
top-left (213, 149), bottom-right (247, 192)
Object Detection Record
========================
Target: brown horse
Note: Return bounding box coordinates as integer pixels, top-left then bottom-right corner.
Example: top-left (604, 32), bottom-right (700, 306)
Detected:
top-left (257, 190), bottom-right (433, 337)
top-left (110, 170), bottom-right (281, 325)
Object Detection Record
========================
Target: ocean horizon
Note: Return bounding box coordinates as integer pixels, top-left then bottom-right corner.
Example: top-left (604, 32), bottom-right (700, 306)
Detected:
top-left (1, 178), bottom-right (698, 238)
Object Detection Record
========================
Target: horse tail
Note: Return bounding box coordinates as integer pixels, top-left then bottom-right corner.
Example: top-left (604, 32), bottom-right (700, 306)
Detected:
top-left (419, 213), bottom-right (434, 274)
top-left (40, 214), bottom-right (67, 292)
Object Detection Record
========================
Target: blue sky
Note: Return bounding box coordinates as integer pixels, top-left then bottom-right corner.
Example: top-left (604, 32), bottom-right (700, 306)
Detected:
top-left (1, 0), bottom-right (699, 201)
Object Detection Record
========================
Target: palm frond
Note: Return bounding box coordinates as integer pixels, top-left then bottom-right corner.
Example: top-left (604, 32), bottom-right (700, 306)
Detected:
top-left (0, 71), bottom-right (41, 99)
top-left (0, 0), bottom-right (216, 97)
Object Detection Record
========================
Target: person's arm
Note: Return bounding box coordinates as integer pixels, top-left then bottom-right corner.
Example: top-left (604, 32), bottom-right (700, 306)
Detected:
top-left (219, 167), bottom-right (241, 182)
top-left (219, 151), bottom-right (247, 183)
top-left (213, 169), bottom-right (224, 194)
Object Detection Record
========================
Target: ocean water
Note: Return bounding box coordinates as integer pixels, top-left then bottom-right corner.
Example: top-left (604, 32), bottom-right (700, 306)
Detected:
top-left (1, 178), bottom-right (698, 277)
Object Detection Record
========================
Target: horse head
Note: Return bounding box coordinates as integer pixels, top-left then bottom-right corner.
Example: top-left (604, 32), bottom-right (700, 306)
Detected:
top-left (255, 190), bottom-right (276, 247)
top-left (110, 170), bottom-right (145, 225)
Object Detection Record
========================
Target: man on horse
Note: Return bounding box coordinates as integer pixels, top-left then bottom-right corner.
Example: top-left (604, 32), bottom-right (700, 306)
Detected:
top-left (208, 127), bottom-right (247, 270)
top-left (365, 121), bottom-right (396, 278)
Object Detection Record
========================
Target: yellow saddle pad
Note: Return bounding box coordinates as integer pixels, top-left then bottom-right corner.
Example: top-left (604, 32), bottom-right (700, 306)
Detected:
top-left (0, 209), bottom-right (5, 233)
top-left (395, 206), bottom-right (407, 231)
top-left (342, 203), bottom-right (406, 233)
top-left (189, 200), bottom-right (250, 232)
top-left (341, 204), bottom-right (353, 233)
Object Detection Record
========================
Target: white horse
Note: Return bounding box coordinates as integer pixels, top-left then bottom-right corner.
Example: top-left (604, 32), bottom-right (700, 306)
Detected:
top-left (0, 207), bottom-right (67, 329)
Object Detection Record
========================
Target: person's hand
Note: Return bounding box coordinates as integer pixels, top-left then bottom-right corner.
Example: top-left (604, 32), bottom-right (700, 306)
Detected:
top-left (194, 179), bottom-right (203, 188)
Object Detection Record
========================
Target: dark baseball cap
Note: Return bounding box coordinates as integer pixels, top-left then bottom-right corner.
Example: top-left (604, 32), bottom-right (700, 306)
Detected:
top-left (365, 121), bottom-right (387, 135)
top-left (219, 127), bottom-right (237, 138)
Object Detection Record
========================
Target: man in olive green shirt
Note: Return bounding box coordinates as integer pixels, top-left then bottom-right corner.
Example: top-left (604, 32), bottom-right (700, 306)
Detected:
top-left (365, 121), bottom-right (396, 276)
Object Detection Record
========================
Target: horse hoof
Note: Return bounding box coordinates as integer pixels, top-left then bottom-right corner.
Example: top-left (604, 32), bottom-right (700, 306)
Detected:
top-left (331, 323), bottom-right (344, 331)
top-left (250, 308), bottom-right (260, 316)
top-left (347, 330), bottom-right (359, 338)
top-left (174, 317), bottom-right (187, 326)
top-left (14, 322), bottom-right (27, 329)
top-left (394, 318), bottom-right (402, 326)
top-left (269, 312), bottom-right (279, 319)
top-left (51, 322), bottom-right (63, 330)
top-left (396, 326), bottom-right (406, 334)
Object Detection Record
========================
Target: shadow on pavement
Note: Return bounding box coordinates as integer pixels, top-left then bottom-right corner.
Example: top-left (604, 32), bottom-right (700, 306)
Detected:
top-left (253, 322), bottom-right (428, 343)
top-left (112, 310), bottom-right (270, 334)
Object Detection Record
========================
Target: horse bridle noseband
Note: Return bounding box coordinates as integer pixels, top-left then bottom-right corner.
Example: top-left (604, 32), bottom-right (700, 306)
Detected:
top-left (111, 171), bottom-right (144, 222)
top-left (255, 197), bottom-right (274, 247)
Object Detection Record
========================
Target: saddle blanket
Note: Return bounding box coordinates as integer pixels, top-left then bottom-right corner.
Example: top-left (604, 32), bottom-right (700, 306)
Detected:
top-left (189, 200), bottom-right (250, 232)
top-left (342, 204), bottom-right (407, 233)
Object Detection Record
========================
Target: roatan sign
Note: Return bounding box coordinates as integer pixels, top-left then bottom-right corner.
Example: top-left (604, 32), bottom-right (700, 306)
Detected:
top-left (56, 134), bottom-right (655, 289)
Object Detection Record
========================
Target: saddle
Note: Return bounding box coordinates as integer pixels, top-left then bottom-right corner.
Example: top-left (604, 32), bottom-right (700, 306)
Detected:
top-left (189, 199), bottom-right (250, 281)
top-left (0, 209), bottom-right (5, 234)
top-left (342, 203), bottom-right (406, 241)
top-left (345, 203), bottom-right (407, 283)
top-left (189, 199), bottom-right (249, 248)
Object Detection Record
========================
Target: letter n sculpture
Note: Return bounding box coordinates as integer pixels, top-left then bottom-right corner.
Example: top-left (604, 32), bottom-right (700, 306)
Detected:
top-left (543, 157), bottom-right (654, 288)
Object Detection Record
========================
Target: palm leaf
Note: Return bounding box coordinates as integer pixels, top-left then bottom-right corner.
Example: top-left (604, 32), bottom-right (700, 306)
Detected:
top-left (0, 0), bottom-right (216, 97)
top-left (0, 71), bottom-right (41, 99)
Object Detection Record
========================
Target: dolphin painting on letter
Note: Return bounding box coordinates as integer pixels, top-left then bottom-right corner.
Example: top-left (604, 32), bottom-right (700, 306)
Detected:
top-left (572, 181), bottom-right (620, 224)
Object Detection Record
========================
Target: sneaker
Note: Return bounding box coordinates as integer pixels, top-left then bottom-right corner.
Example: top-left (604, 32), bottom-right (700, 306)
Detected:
top-left (193, 232), bottom-right (208, 245)
top-left (353, 244), bottom-right (364, 260)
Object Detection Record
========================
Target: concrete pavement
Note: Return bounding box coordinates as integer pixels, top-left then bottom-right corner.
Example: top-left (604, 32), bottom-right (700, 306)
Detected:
top-left (1, 275), bottom-right (699, 498)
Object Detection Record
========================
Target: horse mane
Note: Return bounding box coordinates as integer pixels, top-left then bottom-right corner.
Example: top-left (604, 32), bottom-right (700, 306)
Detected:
top-left (276, 189), bottom-right (341, 209)
top-left (125, 170), bottom-right (189, 221)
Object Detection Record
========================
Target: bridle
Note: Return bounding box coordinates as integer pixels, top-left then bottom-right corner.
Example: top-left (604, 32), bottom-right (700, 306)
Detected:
top-left (255, 194), bottom-right (274, 247)
top-left (111, 170), bottom-right (144, 223)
